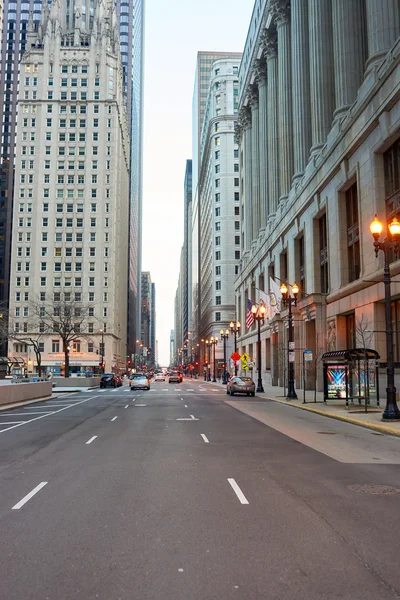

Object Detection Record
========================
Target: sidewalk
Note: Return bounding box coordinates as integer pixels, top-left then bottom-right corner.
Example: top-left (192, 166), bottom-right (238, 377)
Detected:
top-left (197, 377), bottom-right (400, 438)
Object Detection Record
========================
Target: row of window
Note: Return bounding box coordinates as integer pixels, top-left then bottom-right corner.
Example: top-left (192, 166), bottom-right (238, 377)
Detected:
top-left (17, 217), bottom-right (111, 228)
top-left (15, 291), bottom-right (105, 303)
top-left (14, 339), bottom-right (100, 354)
top-left (214, 236), bottom-right (240, 246)
top-left (17, 247), bottom-right (109, 257)
top-left (215, 250), bottom-right (240, 261)
top-left (16, 232), bottom-right (110, 243)
top-left (215, 149), bottom-right (239, 160)
top-left (15, 277), bottom-right (111, 288)
top-left (21, 127), bottom-right (112, 145)
top-left (16, 262), bottom-right (110, 273)
top-left (215, 221), bottom-right (240, 231)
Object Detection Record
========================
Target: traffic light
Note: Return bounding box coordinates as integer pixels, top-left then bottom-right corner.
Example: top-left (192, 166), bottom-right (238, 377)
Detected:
top-left (195, 362), bottom-right (199, 366)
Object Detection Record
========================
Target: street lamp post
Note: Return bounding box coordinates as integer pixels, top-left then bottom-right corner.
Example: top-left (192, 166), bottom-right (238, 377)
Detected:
top-left (210, 336), bottom-right (218, 382)
top-left (229, 320), bottom-right (241, 376)
top-left (220, 329), bottom-right (230, 384)
top-left (100, 329), bottom-right (105, 374)
top-left (280, 282), bottom-right (299, 400)
top-left (370, 214), bottom-right (400, 420)
top-left (251, 303), bottom-right (266, 393)
top-left (205, 340), bottom-right (211, 381)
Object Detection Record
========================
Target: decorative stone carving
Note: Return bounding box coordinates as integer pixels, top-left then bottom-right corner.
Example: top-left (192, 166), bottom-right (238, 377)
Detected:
top-left (263, 29), bottom-right (278, 60)
top-left (248, 85), bottom-right (259, 109)
top-left (327, 321), bottom-right (336, 351)
top-left (254, 58), bottom-right (267, 87)
top-left (269, 0), bottom-right (291, 26)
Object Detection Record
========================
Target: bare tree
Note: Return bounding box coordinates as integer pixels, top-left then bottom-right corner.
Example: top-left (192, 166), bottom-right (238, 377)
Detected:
top-left (30, 297), bottom-right (94, 378)
top-left (7, 314), bottom-right (47, 376)
top-left (355, 315), bottom-right (374, 409)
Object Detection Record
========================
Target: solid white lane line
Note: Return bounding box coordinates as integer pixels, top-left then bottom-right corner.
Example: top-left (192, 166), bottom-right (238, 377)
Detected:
top-left (12, 482), bottom-right (48, 510)
top-left (86, 436), bottom-right (97, 445)
top-left (0, 412), bottom-right (53, 416)
top-left (228, 479), bottom-right (249, 505)
top-left (201, 434), bottom-right (209, 443)
top-left (0, 421), bottom-right (24, 424)
top-left (111, 416), bottom-right (118, 422)
top-left (0, 395), bottom-right (99, 435)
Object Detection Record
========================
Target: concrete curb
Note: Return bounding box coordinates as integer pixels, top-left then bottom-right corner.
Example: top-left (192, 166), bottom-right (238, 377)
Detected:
top-left (258, 394), bottom-right (400, 438)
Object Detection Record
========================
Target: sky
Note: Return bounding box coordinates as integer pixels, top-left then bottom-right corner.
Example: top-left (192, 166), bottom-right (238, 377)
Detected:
top-left (142, 0), bottom-right (254, 366)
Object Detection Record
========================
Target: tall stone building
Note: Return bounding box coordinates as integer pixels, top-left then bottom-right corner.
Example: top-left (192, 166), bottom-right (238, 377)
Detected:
top-left (8, 0), bottom-right (130, 374)
top-left (236, 0), bottom-right (400, 391)
top-left (140, 271), bottom-right (156, 367)
top-left (0, 0), bottom-right (144, 354)
top-left (198, 56), bottom-right (241, 372)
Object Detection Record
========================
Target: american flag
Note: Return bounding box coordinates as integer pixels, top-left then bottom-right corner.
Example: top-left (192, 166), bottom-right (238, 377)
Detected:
top-left (246, 298), bottom-right (255, 329)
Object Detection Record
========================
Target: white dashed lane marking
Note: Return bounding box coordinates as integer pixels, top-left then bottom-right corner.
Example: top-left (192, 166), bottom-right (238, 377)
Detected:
top-left (12, 482), bottom-right (48, 510)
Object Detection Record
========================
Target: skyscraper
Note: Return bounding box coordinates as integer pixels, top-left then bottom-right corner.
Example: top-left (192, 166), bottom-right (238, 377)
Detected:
top-left (8, 0), bottom-right (130, 374)
top-left (0, 0), bottom-right (144, 351)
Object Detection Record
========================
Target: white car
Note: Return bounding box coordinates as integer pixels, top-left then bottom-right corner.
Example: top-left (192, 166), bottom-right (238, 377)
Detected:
top-left (154, 373), bottom-right (165, 382)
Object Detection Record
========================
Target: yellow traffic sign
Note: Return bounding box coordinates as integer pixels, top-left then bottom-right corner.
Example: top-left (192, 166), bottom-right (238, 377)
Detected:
top-left (240, 352), bottom-right (250, 363)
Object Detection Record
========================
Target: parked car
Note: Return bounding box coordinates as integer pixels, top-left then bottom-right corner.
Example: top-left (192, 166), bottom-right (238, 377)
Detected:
top-left (130, 373), bottom-right (150, 391)
top-left (169, 372), bottom-right (181, 384)
top-left (100, 373), bottom-right (118, 388)
top-left (226, 376), bottom-right (255, 397)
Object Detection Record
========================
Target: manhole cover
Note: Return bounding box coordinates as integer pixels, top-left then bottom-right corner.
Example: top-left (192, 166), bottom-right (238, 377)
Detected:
top-left (317, 431), bottom-right (336, 435)
top-left (347, 484), bottom-right (400, 495)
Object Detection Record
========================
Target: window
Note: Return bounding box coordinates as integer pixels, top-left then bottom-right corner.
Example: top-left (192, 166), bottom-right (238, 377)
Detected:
top-left (215, 165), bottom-right (220, 174)
top-left (215, 179), bottom-right (220, 188)
top-left (216, 266), bottom-right (221, 275)
top-left (346, 183), bottom-right (360, 283)
top-left (235, 206), bottom-right (240, 215)
top-left (234, 178), bottom-right (239, 187)
top-left (215, 137), bottom-right (220, 146)
top-left (235, 251), bottom-right (240, 260)
top-left (216, 281), bottom-right (221, 290)
top-left (235, 221), bottom-right (240, 231)
top-left (215, 222), bottom-right (221, 231)
top-left (215, 236), bottom-right (221, 246)
top-left (235, 236), bottom-right (240, 245)
top-left (234, 163), bottom-right (239, 172)
top-left (215, 193), bottom-right (220, 203)
top-left (216, 312), bottom-right (221, 322)
top-left (216, 296), bottom-right (221, 305)
top-left (52, 340), bottom-right (60, 353)
top-left (319, 214), bottom-right (329, 294)
top-left (215, 151), bottom-right (220, 160)
top-left (216, 251), bottom-right (221, 260)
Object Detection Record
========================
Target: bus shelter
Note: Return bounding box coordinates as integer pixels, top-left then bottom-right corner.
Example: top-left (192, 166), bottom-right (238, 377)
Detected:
top-left (322, 349), bottom-right (380, 408)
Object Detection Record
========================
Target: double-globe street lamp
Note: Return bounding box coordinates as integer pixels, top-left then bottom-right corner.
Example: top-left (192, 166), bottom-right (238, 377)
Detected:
top-left (210, 336), bottom-right (218, 382)
top-left (229, 320), bottom-right (241, 376)
top-left (280, 282), bottom-right (299, 400)
top-left (251, 303), bottom-right (266, 393)
top-left (370, 214), bottom-right (400, 421)
top-left (220, 329), bottom-right (230, 384)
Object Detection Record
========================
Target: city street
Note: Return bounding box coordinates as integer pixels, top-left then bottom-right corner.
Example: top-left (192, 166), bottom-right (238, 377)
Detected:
top-left (1, 380), bottom-right (400, 599)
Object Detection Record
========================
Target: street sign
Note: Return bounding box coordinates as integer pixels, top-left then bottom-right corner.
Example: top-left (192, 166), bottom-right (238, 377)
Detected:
top-left (242, 363), bottom-right (248, 370)
top-left (241, 352), bottom-right (250, 362)
top-left (288, 352), bottom-right (295, 363)
top-left (289, 342), bottom-right (295, 350)
top-left (304, 350), bottom-right (313, 362)
top-left (231, 351), bottom-right (241, 361)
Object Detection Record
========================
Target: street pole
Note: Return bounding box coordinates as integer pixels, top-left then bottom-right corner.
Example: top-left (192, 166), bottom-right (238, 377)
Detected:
top-left (220, 329), bottom-right (229, 384)
top-left (280, 283), bottom-right (299, 400)
top-left (230, 321), bottom-right (241, 376)
top-left (211, 337), bottom-right (217, 382)
top-left (207, 342), bottom-right (211, 381)
top-left (251, 304), bottom-right (265, 393)
top-left (100, 329), bottom-right (105, 374)
top-left (370, 215), bottom-right (400, 420)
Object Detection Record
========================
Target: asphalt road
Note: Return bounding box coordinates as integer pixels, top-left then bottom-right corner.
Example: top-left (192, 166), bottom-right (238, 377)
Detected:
top-left (1, 379), bottom-right (400, 599)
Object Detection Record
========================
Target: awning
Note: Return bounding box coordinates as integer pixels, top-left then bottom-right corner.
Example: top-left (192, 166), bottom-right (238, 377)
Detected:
top-left (322, 349), bottom-right (380, 362)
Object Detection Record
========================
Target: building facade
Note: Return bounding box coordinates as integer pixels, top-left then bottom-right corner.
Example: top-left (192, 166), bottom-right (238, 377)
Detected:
top-left (8, 0), bottom-right (130, 374)
top-left (191, 51), bottom-right (242, 347)
top-left (183, 159), bottom-right (192, 349)
top-left (198, 57), bottom-right (241, 373)
top-left (0, 0), bottom-right (144, 356)
top-left (236, 0), bottom-right (400, 390)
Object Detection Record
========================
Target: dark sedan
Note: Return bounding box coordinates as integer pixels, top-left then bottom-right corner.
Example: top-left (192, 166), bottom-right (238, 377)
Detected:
top-left (226, 376), bottom-right (255, 397)
top-left (100, 373), bottom-right (118, 388)
top-left (169, 373), bottom-right (181, 383)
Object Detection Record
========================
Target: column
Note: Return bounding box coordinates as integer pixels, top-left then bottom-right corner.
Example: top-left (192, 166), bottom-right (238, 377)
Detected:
top-left (242, 108), bottom-right (253, 250)
top-left (249, 87), bottom-right (260, 243)
top-left (255, 59), bottom-right (268, 228)
top-left (291, 0), bottom-right (311, 181)
top-left (271, 0), bottom-right (293, 200)
top-left (264, 29), bottom-right (279, 216)
top-left (333, 0), bottom-right (367, 120)
top-left (365, 0), bottom-right (400, 72)
top-left (308, 0), bottom-right (335, 154)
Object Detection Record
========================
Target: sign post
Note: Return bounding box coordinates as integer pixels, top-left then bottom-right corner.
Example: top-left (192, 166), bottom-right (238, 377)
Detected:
top-left (303, 350), bottom-right (313, 404)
